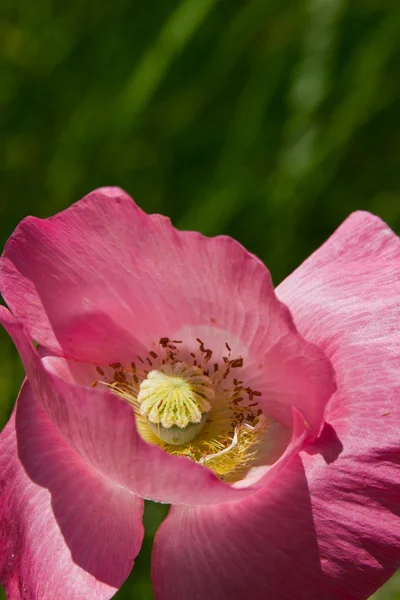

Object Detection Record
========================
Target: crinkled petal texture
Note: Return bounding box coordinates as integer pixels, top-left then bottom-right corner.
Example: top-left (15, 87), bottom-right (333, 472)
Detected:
top-left (0, 187), bottom-right (334, 436)
top-left (0, 382), bottom-right (144, 600)
top-left (152, 212), bottom-right (400, 600)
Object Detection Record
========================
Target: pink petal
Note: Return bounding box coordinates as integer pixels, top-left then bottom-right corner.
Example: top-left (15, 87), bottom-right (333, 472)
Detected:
top-left (152, 458), bottom-right (321, 600)
top-left (0, 382), bottom-right (144, 600)
top-left (276, 211), bottom-right (400, 443)
top-left (241, 327), bottom-right (335, 435)
top-left (0, 187), bottom-right (334, 435)
top-left (152, 212), bottom-right (400, 600)
top-left (152, 451), bottom-right (400, 600)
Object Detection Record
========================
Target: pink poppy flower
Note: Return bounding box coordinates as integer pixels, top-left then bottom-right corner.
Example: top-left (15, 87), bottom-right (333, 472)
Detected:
top-left (0, 187), bottom-right (399, 600)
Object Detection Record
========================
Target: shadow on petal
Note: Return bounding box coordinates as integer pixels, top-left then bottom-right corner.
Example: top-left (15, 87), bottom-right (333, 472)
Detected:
top-left (50, 310), bottom-right (149, 365)
top-left (305, 422), bottom-right (344, 465)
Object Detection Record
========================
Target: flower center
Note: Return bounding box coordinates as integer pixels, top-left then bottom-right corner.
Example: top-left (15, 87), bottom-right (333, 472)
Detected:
top-left (93, 336), bottom-right (267, 481)
top-left (137, 362), bottom-right (214, 445)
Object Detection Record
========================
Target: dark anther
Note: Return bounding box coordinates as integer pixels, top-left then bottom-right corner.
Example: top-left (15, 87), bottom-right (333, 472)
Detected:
top-left (230, 357), bottom-right (243, 368)
top-left (114, 371), bottom-right (127, 384)
top-left (222, 368), bottom-right (231, 379)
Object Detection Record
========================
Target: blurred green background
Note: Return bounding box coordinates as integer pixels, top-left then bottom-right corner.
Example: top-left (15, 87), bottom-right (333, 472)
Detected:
top-left (0, 0), bottom-right (399, 598)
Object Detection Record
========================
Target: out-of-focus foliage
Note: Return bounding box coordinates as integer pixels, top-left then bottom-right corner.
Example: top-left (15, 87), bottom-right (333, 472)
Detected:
top-left (0, 0), bottom-right (399, 598)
